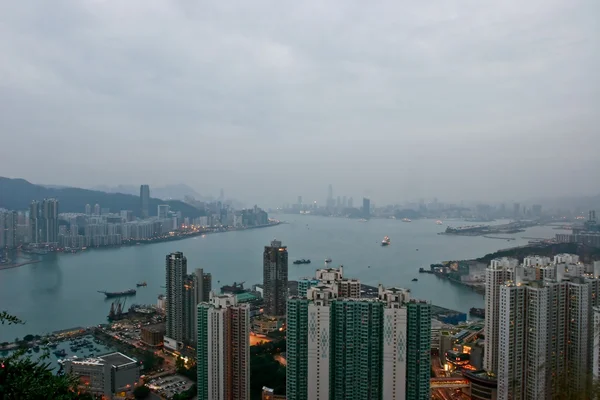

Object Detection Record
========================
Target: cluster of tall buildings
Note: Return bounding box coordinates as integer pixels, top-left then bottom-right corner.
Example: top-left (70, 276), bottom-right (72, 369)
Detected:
top-left (59, 204), bottom-right (179, 248)
top-left (164, 252), bottom-right (212, 349)
top-left (324, 184), bottom-right (355, 213)
top-left (29, 198), bottom-right (59, 244)
top-left (287, 266), bottom-right (431, 400)
top-left (0, 210), bottom-right (17, 249)
top-left (163, 240), bottom-right (432, 400)
top-left (483, 254), bottom-right (600, 399)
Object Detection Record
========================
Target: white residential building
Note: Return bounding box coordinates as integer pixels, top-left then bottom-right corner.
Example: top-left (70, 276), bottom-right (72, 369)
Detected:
top-left (497, 277), bottom-right (594, 399)
top-left (484, 258), bottom-right (517, 373)
top-left (197, 293), bottom-right (250, 400)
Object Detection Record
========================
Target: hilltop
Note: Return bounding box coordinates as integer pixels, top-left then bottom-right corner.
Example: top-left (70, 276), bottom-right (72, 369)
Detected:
top-left (0, 177), bottom-right (205, 218)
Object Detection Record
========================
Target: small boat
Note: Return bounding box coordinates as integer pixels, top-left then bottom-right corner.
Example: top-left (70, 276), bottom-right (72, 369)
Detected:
top-left (293, 259), bottom-right (312, 265)
top-left (381, 236), bottom-right (391, 246)
top-left (402, 218), bottom-right (412, 222)
top-left (53, 349), bottom-right (67, 357)
top-left (136, 282), bottom-right (147, 287)
top-left (435, 220), bottom-right (443, 225)
top-left (325, 258), bottom-right (332, 263)
top-left (412, 278), bottom-right (418, 282)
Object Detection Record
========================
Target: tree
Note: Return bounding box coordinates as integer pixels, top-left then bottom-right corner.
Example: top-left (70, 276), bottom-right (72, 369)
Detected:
top-left (23, 335), bottom-right (34, 342)
top-left (133, 385), bottom-right (150, 399)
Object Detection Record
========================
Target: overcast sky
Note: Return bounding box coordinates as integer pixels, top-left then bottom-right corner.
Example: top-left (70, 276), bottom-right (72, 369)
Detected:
top-left (0, 0), bottom-right (598, 206)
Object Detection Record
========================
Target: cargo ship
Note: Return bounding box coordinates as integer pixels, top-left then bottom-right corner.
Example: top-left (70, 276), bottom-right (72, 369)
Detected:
top-left (98, 289), bottom-right (136, 298)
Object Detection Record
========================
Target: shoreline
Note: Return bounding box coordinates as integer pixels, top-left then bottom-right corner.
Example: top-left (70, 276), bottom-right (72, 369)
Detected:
top-left (1, 221), bottom-right (282, 272)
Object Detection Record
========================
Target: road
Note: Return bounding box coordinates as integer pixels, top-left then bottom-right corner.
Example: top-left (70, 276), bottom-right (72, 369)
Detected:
top-left (431, 354), bottom-right (460, 400)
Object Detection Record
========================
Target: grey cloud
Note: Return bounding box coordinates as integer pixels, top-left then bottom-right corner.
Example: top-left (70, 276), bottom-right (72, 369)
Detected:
top-left (0, 0), bottom-right (598, 206)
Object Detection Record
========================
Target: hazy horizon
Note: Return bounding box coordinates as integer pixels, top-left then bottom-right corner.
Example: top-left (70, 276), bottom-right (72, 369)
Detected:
top-left (1, 1), bottom-right (599, 206)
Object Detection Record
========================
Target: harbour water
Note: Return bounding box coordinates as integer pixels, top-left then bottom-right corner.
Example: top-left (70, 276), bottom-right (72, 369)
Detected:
top-left (0, 215), bottom-right (564, 341)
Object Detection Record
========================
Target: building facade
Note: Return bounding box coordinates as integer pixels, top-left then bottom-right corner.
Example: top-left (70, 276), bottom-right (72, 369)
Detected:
top-left (483, 258), bottom-right (517, 373)
top-left (140, 184), bottom-right (150, 219)
top-left (197, 293), bottom-right (250, 400)
top-left (166, 252), bottom-right (187, 345)
top-left (63, 352), bottom-right (139, 398)
top-left (497, 276), bottom-right (595, 399)
top-left (183, 268), bottom-right (212, 345)
top-left (0, 211), bottom-right (17, 249)
top-left (263, 240), bottom-right (288, 317)
top-left (286, 284), bottom-right (430, 400)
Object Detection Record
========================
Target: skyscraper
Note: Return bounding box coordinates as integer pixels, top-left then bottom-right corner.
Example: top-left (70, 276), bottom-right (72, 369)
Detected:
top-left (362, 197), bottom-right (370, 218)
top-left (140, 184), bottom-right (150, 219)
top-left (0, 211), bottom-right (17, 249)
top-left (41, 198), bottom-right (59, 244)
top-left (165, 252), bottom-right (187, 345)
top-left (158, 204), bottom-right (170, 219)
top-left (483, 258), bottom-right (517, 373)
top-left (287, 284), bottom-right (430, 400)
top-left (85, 204), bottom-right (91, 215)
top-left (406, 301), bottom-right (431, 400)
top-left (29, 200), bottom-right (40, 244)
top-left (497, 277), bottom-right (593, 398)
top-left (183, 268), bottom-right (212, 345)
top-left (197, 293), bottom-right (249, 400)
top-left (93, 203), bottom-right (101, 216)
top-left (263, 240), bottom-right (288, 317)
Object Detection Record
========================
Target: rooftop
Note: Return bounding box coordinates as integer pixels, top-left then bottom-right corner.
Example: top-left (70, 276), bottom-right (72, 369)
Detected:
top-left (99, 352), bottom-right (137, 367)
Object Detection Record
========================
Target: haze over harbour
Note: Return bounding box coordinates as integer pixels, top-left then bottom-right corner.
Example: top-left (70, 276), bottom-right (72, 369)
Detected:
top-left (0, 214), bottom-right (562, 341)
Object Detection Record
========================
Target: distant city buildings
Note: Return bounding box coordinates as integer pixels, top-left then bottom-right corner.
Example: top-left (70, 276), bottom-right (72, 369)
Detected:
top-left (263, 240), bottom-right (288, 317)
top-left (556, 210), bottom-right (600, 248)
top-left (0, 210), bottom-right (17, 249)
top-left (197, 293), bottom-right (250, 400)
top-left (140, 184), bottom-right (150, 219)
top-left (29, 199), bottom-right (59, 244)
top-left (158, 204), bottom-right (170, 219)
top-left (362, 197), bottom-right (370, 218)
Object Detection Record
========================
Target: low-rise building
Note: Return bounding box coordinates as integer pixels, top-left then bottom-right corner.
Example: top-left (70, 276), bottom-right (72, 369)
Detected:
top-left (63, 352), bottom-right (140, 399)
top-left (141, 323), bottom-right (165, 347)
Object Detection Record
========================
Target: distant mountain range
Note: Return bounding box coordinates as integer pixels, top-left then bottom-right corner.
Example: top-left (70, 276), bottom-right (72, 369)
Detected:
top-left (0, 177), bottom-right (205, 218)
top-left (90, 183), bottom-right (214, 202)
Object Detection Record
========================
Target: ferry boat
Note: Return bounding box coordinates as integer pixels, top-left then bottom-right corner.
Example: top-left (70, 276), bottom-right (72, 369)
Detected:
top-left (381, 236), bottom-right (391, 246)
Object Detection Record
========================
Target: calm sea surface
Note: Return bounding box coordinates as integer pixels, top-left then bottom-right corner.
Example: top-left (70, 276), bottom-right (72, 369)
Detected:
top-left (0, 215), bottom-right (564, 341)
